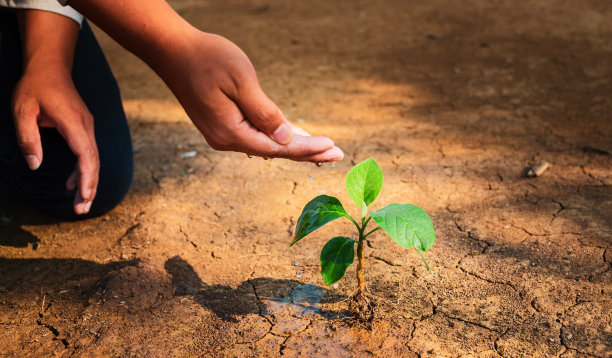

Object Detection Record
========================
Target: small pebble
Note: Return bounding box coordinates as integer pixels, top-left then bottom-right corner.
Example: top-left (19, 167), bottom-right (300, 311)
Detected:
top-left (566, 333), bottom-right (572, 339)
top-left (181, 151), bottom-right (197, 159)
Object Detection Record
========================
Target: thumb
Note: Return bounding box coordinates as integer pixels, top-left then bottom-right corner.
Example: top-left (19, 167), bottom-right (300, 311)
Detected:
top-left (13, 102), bottom-right (43, 170)
top-left (236, 83), bottom-right (292, 145)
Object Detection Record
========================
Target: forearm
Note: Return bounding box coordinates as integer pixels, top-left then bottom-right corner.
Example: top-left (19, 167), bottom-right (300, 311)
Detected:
top-left (18, 9), bottom-right (79, 76)
top-left (65, 0), bottom-right (197, 78)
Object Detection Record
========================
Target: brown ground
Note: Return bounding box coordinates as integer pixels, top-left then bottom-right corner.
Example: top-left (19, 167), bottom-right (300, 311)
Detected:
top-left (1, 0), bottom-right (611, 356)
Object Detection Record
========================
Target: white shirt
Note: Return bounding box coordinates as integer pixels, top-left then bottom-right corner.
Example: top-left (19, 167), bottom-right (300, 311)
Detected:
top-left (0, 0), bottom-right (83, 26)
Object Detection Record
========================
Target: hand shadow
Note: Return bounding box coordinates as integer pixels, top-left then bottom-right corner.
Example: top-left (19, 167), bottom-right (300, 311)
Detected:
top-left (0, 217), bottom-right (40, 249)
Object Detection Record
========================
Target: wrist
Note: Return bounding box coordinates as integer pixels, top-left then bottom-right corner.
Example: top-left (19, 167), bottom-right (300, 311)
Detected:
top-left (23, 54), bottom-right (73, 78)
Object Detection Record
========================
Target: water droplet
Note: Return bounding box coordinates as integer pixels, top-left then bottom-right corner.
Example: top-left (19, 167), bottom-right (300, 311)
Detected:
top-left (307, 177), bottom-right (314, 182)
top-left (247, 154), bottom-right (253, 158)
top-left (316, 162), bottom-right (323, 167)
top-left (297, 272), bottom-right (303, 278)
top-left (294, 261), bottom-right (299, 266)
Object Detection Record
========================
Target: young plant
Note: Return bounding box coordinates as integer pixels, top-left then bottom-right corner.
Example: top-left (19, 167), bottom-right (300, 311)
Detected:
top-left (290, 158), bottom-right (435, 319)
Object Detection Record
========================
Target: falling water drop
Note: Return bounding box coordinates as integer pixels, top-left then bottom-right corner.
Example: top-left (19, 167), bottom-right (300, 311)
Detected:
top-left (331, 163), bottom-right (336, 168)
top-left (316, 162), bottom-right (323, 167)
top-left (297, 272), bottom-right (303, 279)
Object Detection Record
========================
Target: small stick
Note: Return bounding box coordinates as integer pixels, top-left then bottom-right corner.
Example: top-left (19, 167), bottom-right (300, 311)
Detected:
top-left (40, 295), bottom-right (46, 315)
top-left (527, 161), bottom-right (549, 177)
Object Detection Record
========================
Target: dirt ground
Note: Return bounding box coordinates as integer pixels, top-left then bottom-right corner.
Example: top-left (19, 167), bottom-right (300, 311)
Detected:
top-left (1, 0), bottom-right (611, 356)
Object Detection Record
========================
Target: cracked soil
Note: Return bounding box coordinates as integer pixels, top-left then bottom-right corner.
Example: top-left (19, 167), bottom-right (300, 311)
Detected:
top-left (1, 0), bottom-right (611, 357)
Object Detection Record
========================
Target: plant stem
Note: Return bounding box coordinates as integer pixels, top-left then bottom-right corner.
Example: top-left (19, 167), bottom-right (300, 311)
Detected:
top-left (348, 216), bottom-right (361, 233)
top-left (363, 226), bottom-right (381, 239)
top-left (355, 218), bottom-right (368, 294)
top-left (356, 233), bottom-right (366, 293)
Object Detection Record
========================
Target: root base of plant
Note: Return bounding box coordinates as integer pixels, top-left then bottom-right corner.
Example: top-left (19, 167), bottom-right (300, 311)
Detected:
top-left (348, 290), bottom-right (375, 324)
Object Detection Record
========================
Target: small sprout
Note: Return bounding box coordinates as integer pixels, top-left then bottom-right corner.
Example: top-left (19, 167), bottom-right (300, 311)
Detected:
top-left (290, 158), bottom-right (436, 320)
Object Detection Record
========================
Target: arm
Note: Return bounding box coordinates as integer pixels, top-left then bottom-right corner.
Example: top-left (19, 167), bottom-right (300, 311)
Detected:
top-left (13, 10), bottom-right (99, 215)
top-left (67, 0), bottom-right (344, 162)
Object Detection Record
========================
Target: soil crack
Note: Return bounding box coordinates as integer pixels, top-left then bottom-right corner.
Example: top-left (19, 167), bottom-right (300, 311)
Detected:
top-left (179, 225), bottom-right (198, 249)
top-left (369, 255), bottom-right (401, 267)
top-left (494, 328), bottom-right (510, 356)
top-left (440, 312), bottom-right (503, 334)
top-left (36, 304), bottom-right (69, 349)
top-left (457, 265), bottom-right (520, 296)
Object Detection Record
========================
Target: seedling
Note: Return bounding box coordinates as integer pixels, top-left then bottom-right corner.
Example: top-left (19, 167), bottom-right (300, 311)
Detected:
top-left (290, 158), bottom-right (435, 320)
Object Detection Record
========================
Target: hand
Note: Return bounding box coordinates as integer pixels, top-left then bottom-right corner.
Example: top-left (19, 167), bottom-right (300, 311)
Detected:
top-left (69, 0), bottom-right (343, 162)
top-left (156, 32), bottom-right (344, 162)
top-left (12, 67), bottom-right (99, 215)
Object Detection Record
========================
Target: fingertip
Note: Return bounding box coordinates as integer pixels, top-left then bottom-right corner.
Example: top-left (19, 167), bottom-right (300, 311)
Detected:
top-left (306, 146), bottom-right (344, 163)
top-left (25, 155), bottom-right (40, 170)
top-left (324, 146), bottom-right (344, 161)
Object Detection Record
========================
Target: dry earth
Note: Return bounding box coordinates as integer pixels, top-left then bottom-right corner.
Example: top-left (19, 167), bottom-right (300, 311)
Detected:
top-left (1, 0), bottom-right (611, 357)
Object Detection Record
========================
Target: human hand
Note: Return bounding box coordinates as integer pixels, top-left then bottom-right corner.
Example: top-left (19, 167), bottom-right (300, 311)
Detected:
top-left (68, 0), bottom-right (343, 161)
top-left (156, 32), bottom-right (344, 162)
top-left (12, 67), bottom-right (99, 215)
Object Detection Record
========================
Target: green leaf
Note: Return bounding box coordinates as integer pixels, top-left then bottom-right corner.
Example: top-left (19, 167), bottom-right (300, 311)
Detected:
top-left (320, 236), bottom-right (355, 285)
top-left (370, 204), bottom-right (435, 268)
top-left (346, 158), bottom-right (383, 211)
top-left (291, 195), bottom-right (351, 246)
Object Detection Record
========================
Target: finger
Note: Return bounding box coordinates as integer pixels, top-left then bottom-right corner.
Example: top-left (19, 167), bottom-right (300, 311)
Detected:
top-left (274, 136), bottom-right (343, 162)
top-left (55, 113), bottom-right (99, 214)
top-left (66, 169), bottom-right (78, 191)
top-left (289, 123), bottom-right (311, 137)
top-left (234, 118), bottom-right (341, 161)
top-left (235, 83), bottom-right (292, 145)
top-left (73, 182), bottom-right (91, 215)
top-left (289, 146), bottom-right (345, 163)
top-left (13, 101), bottom-right (43, 170)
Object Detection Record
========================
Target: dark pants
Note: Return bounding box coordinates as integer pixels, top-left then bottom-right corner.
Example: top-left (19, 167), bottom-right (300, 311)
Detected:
top-left (0, 11), bottom-right (133, 220)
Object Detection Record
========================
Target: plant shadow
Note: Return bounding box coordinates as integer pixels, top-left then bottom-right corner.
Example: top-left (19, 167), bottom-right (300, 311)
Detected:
top-left (164, 256), bottom-right (348, 323)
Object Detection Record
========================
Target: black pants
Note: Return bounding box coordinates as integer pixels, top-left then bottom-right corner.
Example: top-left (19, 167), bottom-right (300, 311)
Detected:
top-left (0, 12), bottom-right (133, 220)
